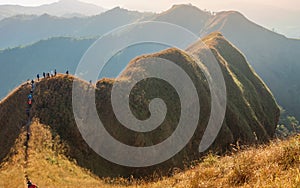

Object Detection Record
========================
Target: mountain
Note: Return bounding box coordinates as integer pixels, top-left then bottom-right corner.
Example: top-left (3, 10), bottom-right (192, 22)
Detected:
top-left (0, 7), bottom-right (153, 49)
top-left (199, 10), bottom-right (300, 121)
top-left (0, 0), bottom-right (105, 19)
top-left (0, 33), bottom-right (279, 178)
top-left (153, 4), bottom-right (212, 35)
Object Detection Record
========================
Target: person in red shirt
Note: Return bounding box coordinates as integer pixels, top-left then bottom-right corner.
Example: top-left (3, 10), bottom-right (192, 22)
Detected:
top-left (27, 180), bottom-right (38, 188)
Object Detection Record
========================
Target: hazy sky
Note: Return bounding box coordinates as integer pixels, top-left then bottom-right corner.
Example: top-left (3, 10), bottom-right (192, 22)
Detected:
top-left (0, 0), bottom-right (299, 12)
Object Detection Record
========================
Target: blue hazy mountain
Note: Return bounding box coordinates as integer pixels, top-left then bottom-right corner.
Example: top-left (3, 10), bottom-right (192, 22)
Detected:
top-left (0, 0), bottom-right (105, 19)
top-left (0, 7), bottom-right (154, 49)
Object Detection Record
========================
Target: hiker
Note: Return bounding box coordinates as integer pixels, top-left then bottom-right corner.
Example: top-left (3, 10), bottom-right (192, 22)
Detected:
top-left (89, 80), bottom-right (92, 84)
top-left (43, 72), bottom-right (46, 78)
top-left (27, 180), bottom-right (38, 188)
top-left (37, 74), bottom-right (40, 81)
top-left (26, 132), bottom-right (30, 141)
top-left (26, 108), bottom-right (30, 117)
top-left (28, 94), bottom-right (32, 100)
top-left (54, 69), bottom-right (57, 76)
top-left (28, 99), bottom-right (32, 107)
top-left (30, 80), bottom-right (35, 90)
top-left (66, 70), bottom-right (69, 75)
top-left (47, 72), bottom-right (50, 78)
top-left (31, 83), bottom-right (35, 91)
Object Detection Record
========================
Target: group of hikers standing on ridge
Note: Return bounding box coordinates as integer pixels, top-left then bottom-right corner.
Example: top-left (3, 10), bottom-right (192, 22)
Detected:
top-left (40, 69), bottom-right (57, 80)
top-left (36, 69), bottom-right (69, 81)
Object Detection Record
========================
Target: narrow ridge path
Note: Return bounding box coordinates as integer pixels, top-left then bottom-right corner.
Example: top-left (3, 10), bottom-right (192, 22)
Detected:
top-left (23, 79), bottom-right (36, 185)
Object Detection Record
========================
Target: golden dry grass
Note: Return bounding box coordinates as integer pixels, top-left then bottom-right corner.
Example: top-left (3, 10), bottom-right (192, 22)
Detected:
top-left (1, 119), bottom-right (300, 187)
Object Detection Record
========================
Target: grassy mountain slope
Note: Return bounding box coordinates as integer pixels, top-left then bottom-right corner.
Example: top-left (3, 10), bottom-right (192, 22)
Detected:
top-left (188, 32), bottom-right (279, 144)
top-left (0, 82), bottom-right (29, 163)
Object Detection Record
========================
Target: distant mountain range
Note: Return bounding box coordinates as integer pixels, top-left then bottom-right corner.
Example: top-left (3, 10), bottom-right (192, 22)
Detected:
top-left (0, 7), bottom-right (153, 49)
top-left (0, 0), bottom-right (105, 20)
top-left (0, 4), bottom-right (299, 121)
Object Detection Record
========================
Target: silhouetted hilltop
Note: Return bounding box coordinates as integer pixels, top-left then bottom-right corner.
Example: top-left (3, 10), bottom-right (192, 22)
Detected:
top-left (153, 4), bottom-right (212, 34)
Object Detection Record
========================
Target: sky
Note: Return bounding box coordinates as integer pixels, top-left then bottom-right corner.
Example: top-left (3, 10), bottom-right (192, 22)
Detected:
top-left (0, 0), bottom-right (299, 12)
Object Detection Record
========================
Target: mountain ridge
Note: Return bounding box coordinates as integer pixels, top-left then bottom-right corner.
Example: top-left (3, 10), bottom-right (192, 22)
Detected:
top-left (0, 33), bottom-right (279, 178)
